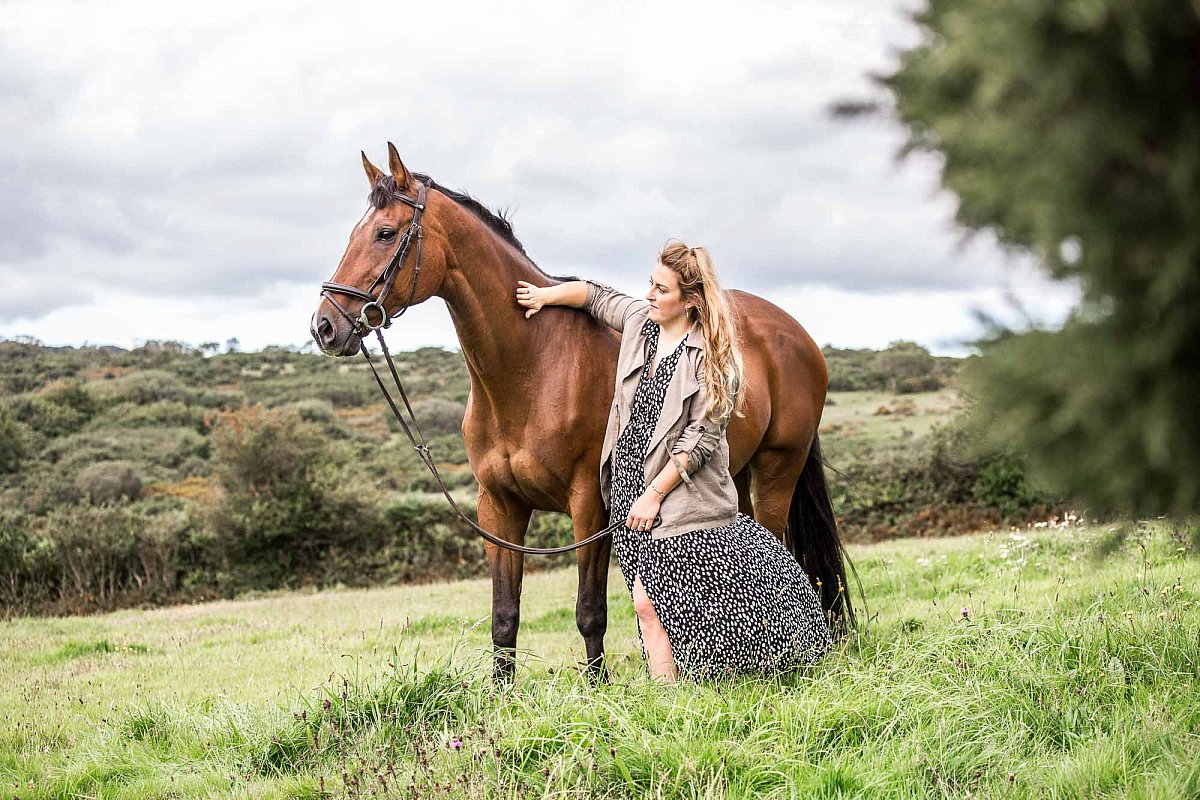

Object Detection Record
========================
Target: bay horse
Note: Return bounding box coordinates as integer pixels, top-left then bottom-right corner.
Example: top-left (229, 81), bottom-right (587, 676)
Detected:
top-left (312, 143), bottom-right (855, 680)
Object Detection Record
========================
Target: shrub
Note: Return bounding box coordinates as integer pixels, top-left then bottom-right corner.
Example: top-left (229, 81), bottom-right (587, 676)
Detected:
top-left (828, 419), bottom-right (1059, 540)
top-left (0, 406), bottom-right (28, 474)
top-left (75, 460), bottom-right (143, 504)
top-left (283, 398), bottom-right (337, 425)
top-left (210, 405), bottom-right (334, 494)
top-left (37, 504), bottom-right (192, 609)
top-left (407, 398), bottom-right (466, 437)
top-left (45, 427), bottom-right (208, 475)
top-left (42, 504), bottom-right (140, 605)
top-left (90, 400), bottom-right (205, 431)
top-left (90, 370), bottom-right (195, 406)
top-left (205, 405), bottom-right (375, 590)
top-left (0, 511), bottom-right (54, 610)
top-left (8, 381), bottom-right (97, 438)
top-left (38, 380), bottom-right (97, 417)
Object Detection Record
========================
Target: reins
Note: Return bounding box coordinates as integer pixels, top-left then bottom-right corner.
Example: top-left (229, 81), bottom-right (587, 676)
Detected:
top-left (321, 177), bottom-right (631, 556)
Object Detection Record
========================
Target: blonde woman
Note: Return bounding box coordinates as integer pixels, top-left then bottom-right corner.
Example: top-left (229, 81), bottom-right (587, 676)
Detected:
top-left (516, 241), bottom-right (831, 681)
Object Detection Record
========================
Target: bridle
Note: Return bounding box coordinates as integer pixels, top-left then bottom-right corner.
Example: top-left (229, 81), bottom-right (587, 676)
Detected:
top-left (319, 177), bottom-right (631, 556)
top-left (321, 180), bottom-right (429, 335)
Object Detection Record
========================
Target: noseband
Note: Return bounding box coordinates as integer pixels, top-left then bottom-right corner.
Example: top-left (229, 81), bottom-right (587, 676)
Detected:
top-left (320, 179), bottom-right (429, 334)
top-left (317, 176), bottom-right (631, 556)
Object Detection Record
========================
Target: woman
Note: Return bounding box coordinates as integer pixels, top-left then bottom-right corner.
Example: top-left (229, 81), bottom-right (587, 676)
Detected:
top-left (515, 241), bottom-right (832, 681)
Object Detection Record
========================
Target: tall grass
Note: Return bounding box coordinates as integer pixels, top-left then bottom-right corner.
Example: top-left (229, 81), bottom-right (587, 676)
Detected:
top-left (2, 519), bottom-right (1198, 798)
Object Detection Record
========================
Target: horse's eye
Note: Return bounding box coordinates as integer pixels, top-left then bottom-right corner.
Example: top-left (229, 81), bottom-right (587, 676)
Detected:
top-left (376, 228), bottom-right (396, 242)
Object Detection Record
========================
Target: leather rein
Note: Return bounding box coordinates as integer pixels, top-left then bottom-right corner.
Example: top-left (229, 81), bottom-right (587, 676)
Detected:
top-left (320, 178), bottom-right (628, 556)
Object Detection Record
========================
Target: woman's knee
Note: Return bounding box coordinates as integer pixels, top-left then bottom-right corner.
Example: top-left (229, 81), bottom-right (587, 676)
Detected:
top-left (631, 583), bottom-right (659, 621)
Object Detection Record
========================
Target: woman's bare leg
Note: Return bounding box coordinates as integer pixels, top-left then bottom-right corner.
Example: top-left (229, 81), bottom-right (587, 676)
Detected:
top-left (631, 575), bottom-right (678, 682)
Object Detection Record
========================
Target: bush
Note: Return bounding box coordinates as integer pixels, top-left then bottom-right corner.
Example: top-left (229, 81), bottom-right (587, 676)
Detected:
top-left (8, 381), bottom-right (97, 438)
top-left (279, 399), bottom-right (349, 440)
top-left (90, 400), bottom-right (205, 432)
top-left (210, 405), bottom-right (335, 494)
top-left (90, 370), bottom-right (195, 406)
top-left (34, 504), bottom-right (194, 610)
top-left (825, 342), bottom-right (959, 393)
top-left (0, 511), bottom-right (54, 610)
top-left (407, 398), bottom-right (466, 437)
top-left (75, 460), bottom-right (143, 504)
top-left (828, 419), bottom-right (1059, 540)
top-left (282, 398), bottom-right (337, 425)
top-left (204, 405), bottom-right (377, 590)
top-left (0, 406), bottom-right (28, 474)
top-left (45, 427), bottom-right (208, 475)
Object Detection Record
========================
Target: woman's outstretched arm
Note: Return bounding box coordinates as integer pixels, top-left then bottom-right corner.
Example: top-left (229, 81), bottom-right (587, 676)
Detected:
top-left (515, 280), bottom-right (588, 317)
top-left (517, 279), bottom-right (648, 332)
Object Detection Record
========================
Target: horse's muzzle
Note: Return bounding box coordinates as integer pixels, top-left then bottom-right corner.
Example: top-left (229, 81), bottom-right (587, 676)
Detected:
top-left (310, 308), bottom-right (362, 357)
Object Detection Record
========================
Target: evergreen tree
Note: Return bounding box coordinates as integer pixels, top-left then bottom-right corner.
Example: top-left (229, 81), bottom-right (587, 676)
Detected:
top-left (882, 0), bottom-right (1200, 515)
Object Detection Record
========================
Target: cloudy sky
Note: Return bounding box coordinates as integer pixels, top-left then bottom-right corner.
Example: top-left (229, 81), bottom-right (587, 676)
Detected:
top-left (1, 0), bottom-right (1078, 356)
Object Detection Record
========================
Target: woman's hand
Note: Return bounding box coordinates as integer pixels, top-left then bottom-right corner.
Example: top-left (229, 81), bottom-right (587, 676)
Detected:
top-left (626, 491), bottom-right (661, 532)
top-left (515, 280), bottom-right (549, 318)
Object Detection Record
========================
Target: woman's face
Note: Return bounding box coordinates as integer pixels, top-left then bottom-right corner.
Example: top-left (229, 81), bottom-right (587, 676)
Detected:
top-left (646, 262), bottom-right (690, 327)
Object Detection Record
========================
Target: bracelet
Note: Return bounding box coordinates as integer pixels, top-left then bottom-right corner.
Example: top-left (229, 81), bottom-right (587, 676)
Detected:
top-left (649, 484), bottom-right (667, 500)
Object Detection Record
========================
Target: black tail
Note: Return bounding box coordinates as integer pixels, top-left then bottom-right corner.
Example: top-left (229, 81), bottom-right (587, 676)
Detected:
top-left (787, 434), bottom-right (861, 636)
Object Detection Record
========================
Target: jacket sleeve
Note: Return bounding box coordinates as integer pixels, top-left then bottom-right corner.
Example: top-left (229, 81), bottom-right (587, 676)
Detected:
top-left (583, 280), bottom-right (649, 333)
top-left (669, 361), bottom-right (732, 484)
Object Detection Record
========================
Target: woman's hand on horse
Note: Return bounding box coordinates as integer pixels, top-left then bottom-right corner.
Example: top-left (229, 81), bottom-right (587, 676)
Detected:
top-left (515, 281), bottom-right (547, 318)
top-left (626, 492), bottom-right (661, 531)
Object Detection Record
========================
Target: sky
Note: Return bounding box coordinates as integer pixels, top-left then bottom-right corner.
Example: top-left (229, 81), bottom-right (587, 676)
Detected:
top-left (0, 0), bottom-right (1080, 357)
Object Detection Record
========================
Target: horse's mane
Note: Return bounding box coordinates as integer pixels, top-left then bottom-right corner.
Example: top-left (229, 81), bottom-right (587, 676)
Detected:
top-left (369, 174), bottom-right (578, 283)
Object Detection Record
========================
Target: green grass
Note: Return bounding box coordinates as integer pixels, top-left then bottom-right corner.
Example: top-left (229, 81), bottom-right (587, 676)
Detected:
top-left (820, 389), bottom-right (963, 459)
top-left (2, 519), bottom-right (1198, 798)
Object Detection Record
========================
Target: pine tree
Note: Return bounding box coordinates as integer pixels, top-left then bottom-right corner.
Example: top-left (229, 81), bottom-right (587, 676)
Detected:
top-left (882, 0), bottom-right (1200, 515)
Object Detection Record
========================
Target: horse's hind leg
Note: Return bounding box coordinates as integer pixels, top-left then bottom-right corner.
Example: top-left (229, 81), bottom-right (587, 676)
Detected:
top-left (572, 500), bottom-right (612, 682)
top-left (479, 488), bottom-right (532, 682)
top-left (749, 446), bottom-right (807, 540)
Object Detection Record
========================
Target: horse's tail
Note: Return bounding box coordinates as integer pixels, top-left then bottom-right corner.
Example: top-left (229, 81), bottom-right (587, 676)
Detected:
top-left (786, 433), bottom-right (860, 636)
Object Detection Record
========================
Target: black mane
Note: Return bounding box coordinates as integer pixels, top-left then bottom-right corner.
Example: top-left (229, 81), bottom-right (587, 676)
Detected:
top-left (368, 173), bottom-right (577, 282)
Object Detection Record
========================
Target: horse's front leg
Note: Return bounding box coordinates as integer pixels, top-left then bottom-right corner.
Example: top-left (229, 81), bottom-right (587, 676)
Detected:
top-left (478, 487), bottom-right (531, 683)
top-left (572, 497), bottom-right (611, 682)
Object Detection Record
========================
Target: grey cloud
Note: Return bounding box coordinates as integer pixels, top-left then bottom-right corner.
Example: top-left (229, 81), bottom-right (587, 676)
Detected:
top-left (0, 0), bottom-right (1055, 330)
top-left (0, 269), bottom-right (92, 319)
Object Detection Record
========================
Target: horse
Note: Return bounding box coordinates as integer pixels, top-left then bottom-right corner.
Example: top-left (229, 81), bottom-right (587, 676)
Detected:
top-left (312, 143), bottom-right (855, 680)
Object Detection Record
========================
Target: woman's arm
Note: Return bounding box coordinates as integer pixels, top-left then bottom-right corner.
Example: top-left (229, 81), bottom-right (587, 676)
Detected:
top-left (516, 279), bottom-right (647, 331)
top-left (624, 453), bottom-right (688, 531)
top-left (669, 363), bottom-right (726, 480)
top-left (515, 280), bottom-right (588, 317)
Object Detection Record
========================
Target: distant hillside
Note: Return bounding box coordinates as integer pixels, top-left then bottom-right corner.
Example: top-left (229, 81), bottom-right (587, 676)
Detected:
top-left (1, 336), bottom-right (1060, 618)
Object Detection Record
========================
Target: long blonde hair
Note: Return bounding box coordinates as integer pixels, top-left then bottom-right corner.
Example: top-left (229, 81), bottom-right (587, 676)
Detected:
top-left (658, 240), bottom-right (744, 421)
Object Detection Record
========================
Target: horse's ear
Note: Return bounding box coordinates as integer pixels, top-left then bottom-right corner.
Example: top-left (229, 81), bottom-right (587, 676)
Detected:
top-left (362, 151), bottom-right (384, 186)
top-left (387, 142), bottom-right (413, 190)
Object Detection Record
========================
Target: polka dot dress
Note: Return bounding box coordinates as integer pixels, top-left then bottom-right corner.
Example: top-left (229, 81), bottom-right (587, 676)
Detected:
top-left (610, 319), bottom-right (833, 679)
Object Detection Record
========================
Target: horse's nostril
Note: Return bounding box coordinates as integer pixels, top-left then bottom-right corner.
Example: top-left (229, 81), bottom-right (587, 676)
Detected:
top-left (317, 315), bottom-right (335, 344)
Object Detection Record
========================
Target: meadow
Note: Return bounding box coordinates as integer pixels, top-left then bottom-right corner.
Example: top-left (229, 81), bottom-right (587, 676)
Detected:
top-left (3, 516), bottom-right (1198, 798)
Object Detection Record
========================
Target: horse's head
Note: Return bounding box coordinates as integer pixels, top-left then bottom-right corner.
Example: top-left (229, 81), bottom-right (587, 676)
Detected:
top-left (311, 143), bottom-right (449, 356)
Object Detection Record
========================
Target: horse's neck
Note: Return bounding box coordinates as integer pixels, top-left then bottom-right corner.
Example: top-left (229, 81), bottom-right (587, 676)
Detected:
top-left (438, 232), bottom-right (558, 401)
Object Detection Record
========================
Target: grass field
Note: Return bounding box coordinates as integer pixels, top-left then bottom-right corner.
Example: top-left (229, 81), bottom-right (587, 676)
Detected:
top-left (819, 389), bottom-right (964, 459)
top-left (3, 517), bottom-right (1199, 798)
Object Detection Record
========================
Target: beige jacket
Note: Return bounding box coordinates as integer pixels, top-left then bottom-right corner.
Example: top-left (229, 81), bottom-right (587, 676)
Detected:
top-left (584, 280), bottom-right (739, 540)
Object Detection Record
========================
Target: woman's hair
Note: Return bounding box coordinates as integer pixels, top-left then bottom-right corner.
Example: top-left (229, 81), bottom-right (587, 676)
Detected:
top-left (658, 240), bottom-right (744, 421)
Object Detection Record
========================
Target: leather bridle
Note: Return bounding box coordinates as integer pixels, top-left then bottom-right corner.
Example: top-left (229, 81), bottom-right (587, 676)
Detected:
top-left (319, 177), bottom-right (632, 556)
top-left (321, 180), bottom-right (429, 335)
